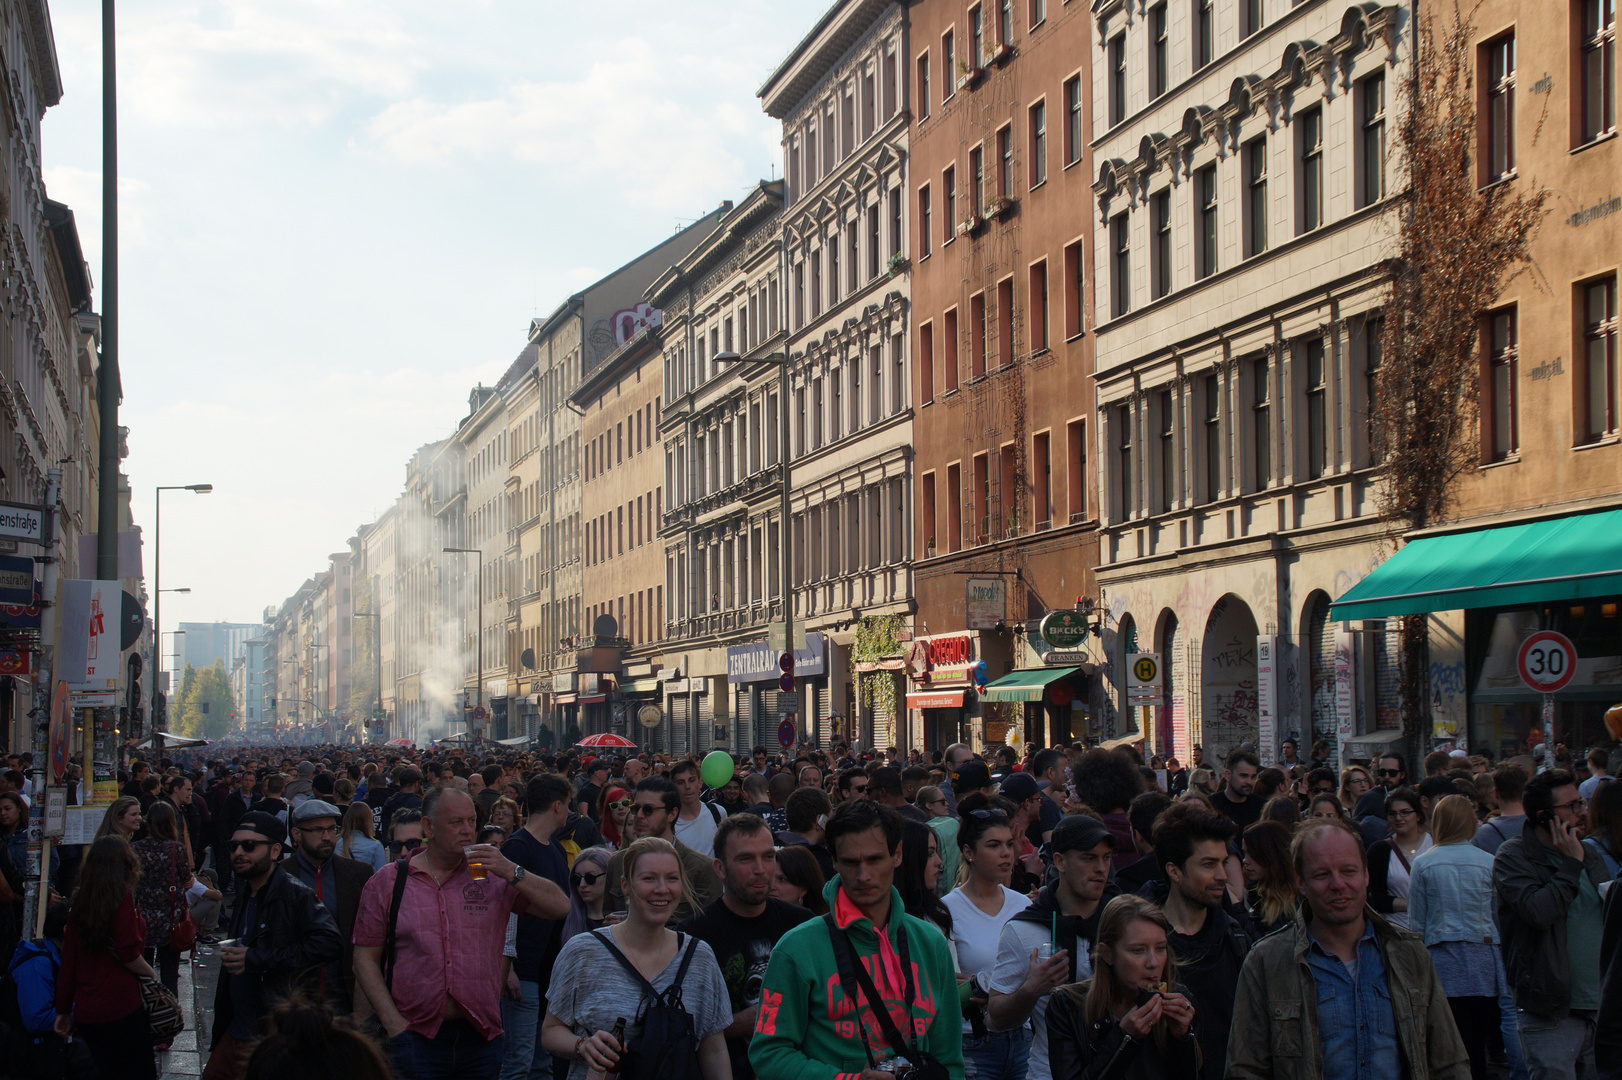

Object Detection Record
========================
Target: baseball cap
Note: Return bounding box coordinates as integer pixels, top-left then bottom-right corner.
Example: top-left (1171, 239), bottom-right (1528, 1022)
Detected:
top-left (297, 761), bottom-right (316, 777)
top-left (999, 773), bottom-right (1041, 802)
top-left (290, 799), bottom-right (343, 826)
top-left (951, 759), bottom-right (992, 792)
top-left (1050, 814), bottom-right (1116, 854)
top-left (233, 811), bottom-right (286, 847)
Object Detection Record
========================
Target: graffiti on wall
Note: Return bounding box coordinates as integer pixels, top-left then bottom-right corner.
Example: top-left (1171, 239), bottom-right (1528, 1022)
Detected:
top-left (587, 303), bottom-right (664, 365)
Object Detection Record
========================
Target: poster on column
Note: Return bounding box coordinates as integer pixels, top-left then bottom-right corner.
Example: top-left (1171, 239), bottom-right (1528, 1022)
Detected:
top-left (1256, 635), bottom-right (1278, 766)
top-left (59, 580), bottom-right (123, 692)
top-left (1334, 630), bottom-right (1357, 752)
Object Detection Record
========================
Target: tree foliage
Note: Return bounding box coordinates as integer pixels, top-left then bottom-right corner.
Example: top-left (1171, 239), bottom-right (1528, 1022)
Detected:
top-left (174, 660), bottom-right (234, 740)
top-left (1376, 2), bottom-right (1549, 755)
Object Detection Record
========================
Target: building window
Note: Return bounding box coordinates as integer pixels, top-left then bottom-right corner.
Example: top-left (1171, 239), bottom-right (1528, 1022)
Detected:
top-left (998, 125), bottom-right (1014, 197)
top-left (868, 203), bottom-right (881, 278)
top-left (922, 472), bottom-right (937, 554)
top-left (1365, 316), bottom-right (1384, 464)
top-left (1150, 5), bottom-right (1168, 99)
top-left (918, 53), bottom-right (931, 119)
top-left (919, 321), bottom-right (935, 403)
top-left (1111, 212), bottom-right (1131, 317)
top-left (1065, 76), bottom-right (1083, 164)
top-left (971, 292), bottom-right (988, 378)
top-left (947, 462), bottom-right (963, 551)
top-left (1030, 260), bottom-right (1049, 352)
top-left (1109, 34), bottom-right (1127, 127)
top-left (973, 453), bottom-right (991, 540)
top-left (945, 307), bottom-right (961, 390)
top-left (1581, 0), bottom-right (1616, 143)
top-left (811, 250), bottom-right (822, 318)
top-left (971, 5), bottom-right (984, 66)
top-left (1486, 307), bottom-right (1518, 460)
top-left (1195, 0), bottom-right (1214, 70)
top-left (1305, 337), bottom-right (1327, 479)
top-left (1116, 404), bottom-right (1134, 518)
top-left (944, 166), bottom-right (957, 240)
top-left (1253, 355), bottom-right (1271, 489)
top-left (1245, 139), bottom-right (1267, 257)
top-left (1064, 240), bottom-right (1084, 338)
top-left (1203, 371), bottom-right (1222, 502)
top-left (1067, 418), bottom-right (1087, 521)
top-left (1485, 35), bottom-right (1515, 181)
top-left (970, 145), bottom-right (985, 214)
top-left (1030, 101), bottom-right (1047, 186)
top-left (848, 226), bottom-right (858, 292)
top-left (1033, 431), bottom-right (1051, 526)
top-left (1030, 0), bottom-right (1045, 28)
top-left (999, 0), bottom-right (1013, 45)
top-left (943, 30), bottom-right (956, 95)
top-left (1151, 189), bottom-right (1172, 300)
top-left (919, 185), bottom-right (932, 258)
top-left (1196, 164), bottom-right (1218, 280)
top-left (1158, 388), bottom-right (1178, 512)
top-left (1298, 107), bottom-right (1323, 233)
top-left (997, 278), bottom-right (1015, 366)
top-left (1583, 277), bottom-right (1618, 441)
top-left (1360, 73), bottom-right (1387, 207)
top-left (890, 188), bottom-right (903, 256)
top-left (828, 237), bottom-right (840, 304)
top-left (1242, 0), bottom-right (1262, 39)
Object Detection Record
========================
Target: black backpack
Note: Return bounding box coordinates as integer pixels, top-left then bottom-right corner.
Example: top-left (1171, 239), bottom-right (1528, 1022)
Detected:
top-left (0, 949), bottom-right (96, 1080)
top-left (589, 930), bottom-right (702, 1080)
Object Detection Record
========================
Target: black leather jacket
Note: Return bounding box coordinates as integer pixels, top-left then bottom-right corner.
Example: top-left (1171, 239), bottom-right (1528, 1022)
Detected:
top-left (210, 864), bottom-right (344, 1048)
top-left (1048, 981), bottom-right (1200, 1080)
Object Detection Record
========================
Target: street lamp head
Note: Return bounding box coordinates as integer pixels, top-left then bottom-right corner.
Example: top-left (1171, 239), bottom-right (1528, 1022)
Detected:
top-left (714, 350), bottom-right (742, 364)
top-left (187, 484), bottom-right (213, 493)
top-left (442, 547), bottom-right (478, 554)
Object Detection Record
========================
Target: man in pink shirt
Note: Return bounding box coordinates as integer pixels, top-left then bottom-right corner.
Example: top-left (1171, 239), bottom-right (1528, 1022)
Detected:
top-left (353, 786), bottom-right (570, 1080)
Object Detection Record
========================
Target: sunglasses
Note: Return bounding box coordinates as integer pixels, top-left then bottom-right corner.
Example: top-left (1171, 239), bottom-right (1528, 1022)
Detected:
top-left (570, 871), bottom-right (604, 888)
top-left (635, 803), bottom-right (667, 816)
top-left (608, 798), bottom-right (633, 811)
top-left (1377, 769), bottom-right (1402, 778)
top-left (968, 809), bottom-right (1008, 821)
top-left (1387, 808), bottom-right (1419, 819)
top-left (389, 837), bottom-right (424, 852)
top-left (227, 839), bottom-right (271, 852)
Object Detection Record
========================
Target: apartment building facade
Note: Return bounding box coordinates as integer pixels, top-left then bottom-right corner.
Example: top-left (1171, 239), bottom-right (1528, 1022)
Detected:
top-left (907, 0), bottom-right (1102, 755)
top-left (576, 327), bottom-right (667, 743)
top-left (1333, 0), bottom-right (1622, 760)
top-left (1090, 0), bottom-right (1407, 766)
top-left (760, 0), bottom-right (918, 752)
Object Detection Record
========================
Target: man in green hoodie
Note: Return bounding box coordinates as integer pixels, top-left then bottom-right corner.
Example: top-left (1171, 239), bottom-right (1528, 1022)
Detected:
top-left (751, 800), bottom-right (965, 1080)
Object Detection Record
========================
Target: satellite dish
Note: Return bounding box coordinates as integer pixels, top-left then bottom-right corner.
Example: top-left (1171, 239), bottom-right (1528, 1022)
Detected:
top-left (592, 613), bottom-right (619, 638)
top-left (520, 647), bottom-right (536, 670)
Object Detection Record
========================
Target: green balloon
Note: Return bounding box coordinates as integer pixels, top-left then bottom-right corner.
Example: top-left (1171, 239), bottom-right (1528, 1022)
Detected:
top-left (701, 749), bottom-right (735, 789)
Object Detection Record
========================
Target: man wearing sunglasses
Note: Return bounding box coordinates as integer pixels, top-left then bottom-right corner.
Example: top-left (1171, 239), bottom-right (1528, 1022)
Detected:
top-left (1494, 768), bottom-right (1611, 1080)
top-left (205, 812), bottom-right (344, 1080)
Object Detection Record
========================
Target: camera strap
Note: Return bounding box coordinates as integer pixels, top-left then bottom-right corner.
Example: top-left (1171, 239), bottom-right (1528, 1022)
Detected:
top-left (823, 912), bottom-right (920, 1067)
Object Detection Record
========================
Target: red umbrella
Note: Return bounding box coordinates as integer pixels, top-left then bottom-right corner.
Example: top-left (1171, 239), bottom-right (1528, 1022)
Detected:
top-left (385, 737), bottom-right (415, 748)
top-left (575, 733), bottom-right (638, 748)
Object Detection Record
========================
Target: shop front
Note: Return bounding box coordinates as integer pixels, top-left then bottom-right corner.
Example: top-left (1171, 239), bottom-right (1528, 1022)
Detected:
top-left (1332, 505), bottom-right (1622, 758)
top-left (980, 666), bottom-right (1091, 749)
top-left (727, 633), bottom-right (828, 750)
top-left (904, 632), bottom-right (984, 752)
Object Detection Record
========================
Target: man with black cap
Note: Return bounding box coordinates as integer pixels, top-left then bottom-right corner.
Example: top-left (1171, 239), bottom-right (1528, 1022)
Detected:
top-left (287, 798), bottom-right (374, 1014)
top-left (205, 811), bottom-right (344, 1080)
top-left (987, 814), bottom-right (1119, 1080)
top-left (575, 758), bottom-right (610, 821)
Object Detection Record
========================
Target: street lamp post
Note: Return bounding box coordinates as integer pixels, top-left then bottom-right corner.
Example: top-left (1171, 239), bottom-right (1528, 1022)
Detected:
top-left (309, 642), bottom-right (330, 729)
top-left (444, 548), bottom-right (483, 740)
top-left (714, 351), bottom-right (794, 742)
top-left (151, 483), bottom-right (212, 733)
top-left (354, 600), bottom-right (384, 737)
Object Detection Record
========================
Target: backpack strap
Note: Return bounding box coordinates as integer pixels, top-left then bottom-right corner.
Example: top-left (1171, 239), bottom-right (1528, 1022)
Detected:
top-left (670, 932), bottom-right (700, 987)
top-left (822, 913), bottom-right (919, 1066)
top-left (707, 802), bottom-right (724, 825)
top-left (590, 928), bottom-right (663, 1001)
top-left (381, 858), bottom-right (412, 990)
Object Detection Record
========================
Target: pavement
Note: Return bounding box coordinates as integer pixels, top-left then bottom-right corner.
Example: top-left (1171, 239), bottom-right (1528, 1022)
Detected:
top-left (161, 939), bottom-right (221, 1079)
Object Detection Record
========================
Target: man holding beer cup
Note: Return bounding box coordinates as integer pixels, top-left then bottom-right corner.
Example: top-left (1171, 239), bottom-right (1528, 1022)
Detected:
top-left (352, 786), bottom-right (573, 1080)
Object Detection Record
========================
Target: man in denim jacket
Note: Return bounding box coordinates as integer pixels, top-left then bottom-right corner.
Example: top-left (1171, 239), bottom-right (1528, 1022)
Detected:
top-left (1226, 818), bottom-right (1468, 1080)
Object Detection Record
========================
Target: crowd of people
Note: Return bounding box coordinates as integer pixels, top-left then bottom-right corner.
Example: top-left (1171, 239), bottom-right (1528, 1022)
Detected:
top-left (15, 734), bottom-right (1622, 1080)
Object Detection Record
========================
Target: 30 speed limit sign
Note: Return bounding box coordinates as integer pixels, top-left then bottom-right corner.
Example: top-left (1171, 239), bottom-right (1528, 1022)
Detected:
top-left (1517, 631), bottom-right (1577, 694)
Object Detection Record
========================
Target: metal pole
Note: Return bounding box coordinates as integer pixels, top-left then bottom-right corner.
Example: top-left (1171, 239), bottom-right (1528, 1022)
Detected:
top-left (28, 469), bottom-right (61, 938)
top-left (781, 360), bottom-right (794, 738)
top-left (150, 489), bottom-right (160, 728)
top-left (96, 0), bottom-right (119, 582)
top-left (475, 553), bottom-right (483, 743)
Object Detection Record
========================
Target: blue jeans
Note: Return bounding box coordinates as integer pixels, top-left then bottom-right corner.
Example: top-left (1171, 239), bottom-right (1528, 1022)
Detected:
top-left (962, 1028), bottom-right (1030, 1080)
top-left (1499, 984), bottom-right (1529, 1080)
top-left (1515, 1010), bottom-right (1595, 1080)
top-left (499, 980), bottom-right (552, 1080)
top-left (389, 1020), bottom-right (505, 1080)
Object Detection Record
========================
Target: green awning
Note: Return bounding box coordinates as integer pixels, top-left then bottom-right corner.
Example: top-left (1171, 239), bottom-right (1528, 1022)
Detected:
top-left (1330, 507), bottom-right (1622, 621)
top-left (980, 666), bottom-right (1082, 702)
top-left (620, 678), bottom-right (661, 695)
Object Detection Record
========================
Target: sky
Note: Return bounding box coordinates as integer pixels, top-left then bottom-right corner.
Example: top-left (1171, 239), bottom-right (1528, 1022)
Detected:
top-left (42, 0), bottom-right (815, 626)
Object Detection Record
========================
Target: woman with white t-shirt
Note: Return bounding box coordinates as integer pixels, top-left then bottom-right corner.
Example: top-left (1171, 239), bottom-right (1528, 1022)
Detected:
top-left (944, 795), bottom-right (1030, 1080)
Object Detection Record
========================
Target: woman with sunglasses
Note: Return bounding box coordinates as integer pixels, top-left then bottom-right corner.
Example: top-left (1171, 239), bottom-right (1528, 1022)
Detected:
top-left (385, 809), bottom-right (424, 860)
top-left (596, 787), bottom-right (633, 848)
top-left (560, 846), bottom-right (617, 941)
top-left (916, 784), bottom-right (951, 819)
top-left (1368, 786), bottom-right (1432, 928)
top-left (944, 795), bottom-right (1029, 1080)
top-left (1339, 765), bottom-right (1374, 811)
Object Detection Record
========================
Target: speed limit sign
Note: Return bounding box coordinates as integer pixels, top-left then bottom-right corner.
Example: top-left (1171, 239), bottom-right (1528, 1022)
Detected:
top-left (1517, 631), bottom-right (1577, 694)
